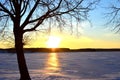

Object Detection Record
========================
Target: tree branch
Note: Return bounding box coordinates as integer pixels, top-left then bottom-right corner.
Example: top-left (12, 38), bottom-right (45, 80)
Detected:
top-left (9, 0), bottom-right (15, 15)
top-left (21, 0), bottom-right (41, 29)
top-left (20, 0), bottom-right (29, 17)
top-left (23, 18), bottom-right (44, 33)
top-left (0, 2), bottom-right (14, 20)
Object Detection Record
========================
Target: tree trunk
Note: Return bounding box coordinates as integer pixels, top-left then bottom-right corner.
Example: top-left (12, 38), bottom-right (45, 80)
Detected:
top-left (14, 30), bottom-right (31, 80)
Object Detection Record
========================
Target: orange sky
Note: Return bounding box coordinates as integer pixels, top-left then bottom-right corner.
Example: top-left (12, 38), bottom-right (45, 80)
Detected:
top-left (0, 26), bottom-right (120, 49)
top-left (23, 29), bottom-right (120, 49)
top-left (0, 31), bottom-right (120, 49)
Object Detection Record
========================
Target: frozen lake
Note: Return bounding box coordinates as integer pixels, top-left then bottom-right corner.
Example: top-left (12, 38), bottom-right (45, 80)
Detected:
top-left (0, 52), bottom-right (120, 80)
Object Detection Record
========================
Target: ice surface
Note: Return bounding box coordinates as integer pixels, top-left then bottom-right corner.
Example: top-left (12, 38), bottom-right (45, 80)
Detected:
top-left (0, 52), bottom-right (120, 80)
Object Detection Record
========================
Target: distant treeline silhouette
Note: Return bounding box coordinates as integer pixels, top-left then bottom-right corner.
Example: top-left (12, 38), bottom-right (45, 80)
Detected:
top-left (0, 48), bottom-right (120, 53)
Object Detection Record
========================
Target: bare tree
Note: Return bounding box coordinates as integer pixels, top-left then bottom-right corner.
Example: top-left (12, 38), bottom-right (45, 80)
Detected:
top-left (104, 0), bottom-right (120, 33)
top-left (0, 0), bottom-right (99, 80)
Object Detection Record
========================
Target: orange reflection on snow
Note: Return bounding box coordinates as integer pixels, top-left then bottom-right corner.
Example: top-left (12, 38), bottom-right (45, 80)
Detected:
top-left (44, 53), bottom-right (61, 75)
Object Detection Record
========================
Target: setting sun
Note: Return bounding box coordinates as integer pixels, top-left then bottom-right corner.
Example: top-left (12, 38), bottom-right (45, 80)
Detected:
top-left (46, 36), bottom-right (61, 48)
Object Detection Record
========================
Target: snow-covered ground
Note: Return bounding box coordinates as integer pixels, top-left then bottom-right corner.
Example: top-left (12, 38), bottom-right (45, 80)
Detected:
top-left (0, 52), bottom-right (120, 80)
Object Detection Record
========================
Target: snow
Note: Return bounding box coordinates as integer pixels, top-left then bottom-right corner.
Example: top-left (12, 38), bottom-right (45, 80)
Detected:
top-left (0, 52), bottom-right (120, 80)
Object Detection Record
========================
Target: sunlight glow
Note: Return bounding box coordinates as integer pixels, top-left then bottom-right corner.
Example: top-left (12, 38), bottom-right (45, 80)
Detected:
top-left (44, 53), bottom-right (61, 75)
top-left (46, 36), bottom-right (61, 48)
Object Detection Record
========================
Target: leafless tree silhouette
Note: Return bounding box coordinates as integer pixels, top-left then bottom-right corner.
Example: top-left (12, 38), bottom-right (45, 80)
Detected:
top-left (0, 0), bottom-right (99, 80)
top-left (105, 0), bottom-right (120, 33)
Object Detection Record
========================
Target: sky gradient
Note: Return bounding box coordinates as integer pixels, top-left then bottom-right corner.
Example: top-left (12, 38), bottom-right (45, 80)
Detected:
top-left (0, 0), bottom-right (120, 49)
top-left (34, 0), bottom-right (120, 49)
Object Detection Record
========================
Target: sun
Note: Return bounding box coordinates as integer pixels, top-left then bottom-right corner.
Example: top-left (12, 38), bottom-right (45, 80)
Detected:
top-left (46, 36), bottom-right (61, 48)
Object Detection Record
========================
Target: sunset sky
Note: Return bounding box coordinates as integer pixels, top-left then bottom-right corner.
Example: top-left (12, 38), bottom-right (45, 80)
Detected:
top-left (28, 28), bottom-right (120, 49)
top-left (0, 0), bottom-right (120, 49)
top-left (27, 0), bottom-right (120, 49)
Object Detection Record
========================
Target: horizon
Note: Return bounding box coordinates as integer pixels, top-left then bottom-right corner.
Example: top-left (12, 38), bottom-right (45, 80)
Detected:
top-left (1, 47), bottom-right (120, 50)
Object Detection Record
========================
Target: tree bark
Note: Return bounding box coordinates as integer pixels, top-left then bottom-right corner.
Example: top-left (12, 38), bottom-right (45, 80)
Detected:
top-left (14, 29), bottom-right (31, 80)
